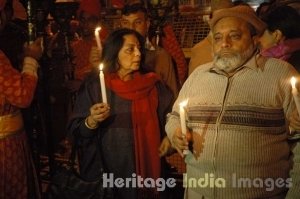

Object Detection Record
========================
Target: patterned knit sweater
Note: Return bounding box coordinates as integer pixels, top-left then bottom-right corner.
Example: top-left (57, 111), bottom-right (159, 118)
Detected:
top-left (166, 54), bottom-right (300, 199)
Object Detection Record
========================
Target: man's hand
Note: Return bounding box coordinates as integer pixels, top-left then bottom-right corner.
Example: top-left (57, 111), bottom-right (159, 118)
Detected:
top-left (172, 127), bottom-right (192, 157)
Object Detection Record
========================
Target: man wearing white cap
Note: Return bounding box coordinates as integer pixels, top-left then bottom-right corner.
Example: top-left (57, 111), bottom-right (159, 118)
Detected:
top-left (166, 4), bottom-right (300, 199)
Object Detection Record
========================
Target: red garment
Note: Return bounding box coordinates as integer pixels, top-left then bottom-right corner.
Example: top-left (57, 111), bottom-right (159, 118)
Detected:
top-left (0, 0), bottom-right (6, 10)
top-left (72, 28), bottom-right (108, 80)
top-left (0, 50), bottom-right (40, 198)
top-left (0, 50), bottom-right (37, 114)
top-left (106, 72), bottom-right (161, 181)
top-left (72, 39), bottom-right (95, 80)
top-left (111, 0), bottom-right (124, 8)
top-left (162, 24), bottom-right (188, 84)
top-left (78, 0), bottom-right (102, 17)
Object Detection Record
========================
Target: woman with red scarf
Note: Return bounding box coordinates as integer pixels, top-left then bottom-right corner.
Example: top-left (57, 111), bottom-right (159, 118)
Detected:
top-left (68, 28), bottom-right (173, 199)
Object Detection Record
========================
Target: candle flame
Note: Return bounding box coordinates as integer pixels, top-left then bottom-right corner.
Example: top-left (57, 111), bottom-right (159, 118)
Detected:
top-left (291, 76), bottom-right (296, 89)
top-left (179, 99), bottom-right (189, 108)
top-left (99, 63), bottom-right (104, 71)
top-left (95, 26), bottom-right (101, 34)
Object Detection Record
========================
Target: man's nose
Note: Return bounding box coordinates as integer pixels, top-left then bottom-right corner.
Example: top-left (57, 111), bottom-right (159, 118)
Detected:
top-left (221, 36), bottom-right (231, 48)
top-left (135, 48), bottom-right (141, 57)
top-left (130, 23), bottom-right (136, 30)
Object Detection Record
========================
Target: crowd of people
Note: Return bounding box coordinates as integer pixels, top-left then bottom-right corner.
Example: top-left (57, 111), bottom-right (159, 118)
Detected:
top-left (1, 0), bottom-right (300, 198)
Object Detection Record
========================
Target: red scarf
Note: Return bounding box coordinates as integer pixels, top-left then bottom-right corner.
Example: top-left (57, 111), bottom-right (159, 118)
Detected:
top-left (106, 72), bottom-right (161, 181)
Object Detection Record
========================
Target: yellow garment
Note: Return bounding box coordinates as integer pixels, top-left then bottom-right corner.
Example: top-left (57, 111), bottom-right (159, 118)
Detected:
top-left (0, 111), bottom-right (23, 139)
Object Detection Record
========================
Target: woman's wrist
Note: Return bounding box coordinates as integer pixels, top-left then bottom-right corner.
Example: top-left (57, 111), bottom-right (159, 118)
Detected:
top-left (85, 116), bottom-right (99, 129)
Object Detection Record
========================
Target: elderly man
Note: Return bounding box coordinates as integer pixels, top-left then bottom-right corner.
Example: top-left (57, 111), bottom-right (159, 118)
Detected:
top-left (166, 5), bottom-right (300, 199)
top-left (188, 0), bottom-right (233, 76)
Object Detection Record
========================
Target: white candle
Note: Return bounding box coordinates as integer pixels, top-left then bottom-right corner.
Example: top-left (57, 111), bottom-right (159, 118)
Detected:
top-left (179, 99), bottom-right (189, 155)
top-left (99, 63), bottom-right (107, 103)
top-left (94, 26), bottom-right (102, 52)
top-left (291, 76), bottom-right (300, 115)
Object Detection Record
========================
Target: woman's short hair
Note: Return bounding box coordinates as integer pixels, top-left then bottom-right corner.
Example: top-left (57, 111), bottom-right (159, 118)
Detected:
top-left (101, 28), bottom-right (146, 73)
top-left (262, 5), bottom-right (300, 39)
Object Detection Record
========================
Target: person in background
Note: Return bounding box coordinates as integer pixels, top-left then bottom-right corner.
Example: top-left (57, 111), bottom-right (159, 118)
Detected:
top-left (0, 0), bottom-right (43, 198)
top-left (188, 32), bottom-right (213, 76)
top-left (258, 5), bottom-right (300, 72)
top-left (255, 1), bottom-right (274, 18)
top-left (66, 0), bottom-right (108, 92)
top-left (68, 28), bottom-right (173, 199)
top-left (120, 3), bottom-right (179, 99)
top-left (0, 0), bottom-right (26, 70)
top-left (166, 4), bottom-right (300, 199)
top-left (188, 0), bottom-right (233, 75)
top-left (120, 2), bottom-right (178, 157)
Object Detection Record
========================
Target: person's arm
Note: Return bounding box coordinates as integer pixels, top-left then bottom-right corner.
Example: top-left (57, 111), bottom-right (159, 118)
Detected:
top-left (0, 38), bottom-right (42, 108)
top-left (67, 76), bottom-right (110, 138)
top-left (156, 81), bottom-right (176, 157)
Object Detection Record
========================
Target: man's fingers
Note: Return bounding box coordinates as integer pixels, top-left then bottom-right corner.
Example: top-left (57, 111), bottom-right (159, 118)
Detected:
top-left (175, 147), bottom-right (184, 158)
top-left (172, 128), bottom-right (189, 158)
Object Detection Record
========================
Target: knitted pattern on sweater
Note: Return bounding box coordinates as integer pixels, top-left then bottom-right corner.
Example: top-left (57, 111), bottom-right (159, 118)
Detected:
top-left (166, 54), bottom-right (300, 199)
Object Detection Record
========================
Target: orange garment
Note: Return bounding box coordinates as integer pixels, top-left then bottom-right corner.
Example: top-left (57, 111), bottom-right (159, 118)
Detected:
top-left (188, 35), bottom-right (213, 75)
top-left (161, 24), bottom-right (188, 84)
top-left (0, 50), bottom-right (40, 199)
top-left (145, 47), bottom-right (179, 98)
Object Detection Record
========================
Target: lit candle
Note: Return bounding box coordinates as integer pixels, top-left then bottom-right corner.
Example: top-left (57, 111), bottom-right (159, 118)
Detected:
top-left (99, 63), bottom-right (107, 103)
top-left (94, 26), bottom-right (102, 52)
top-left (179, 99), bottom-right (189, 155)
top-left (291, 76), bottom-right (300, 115)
